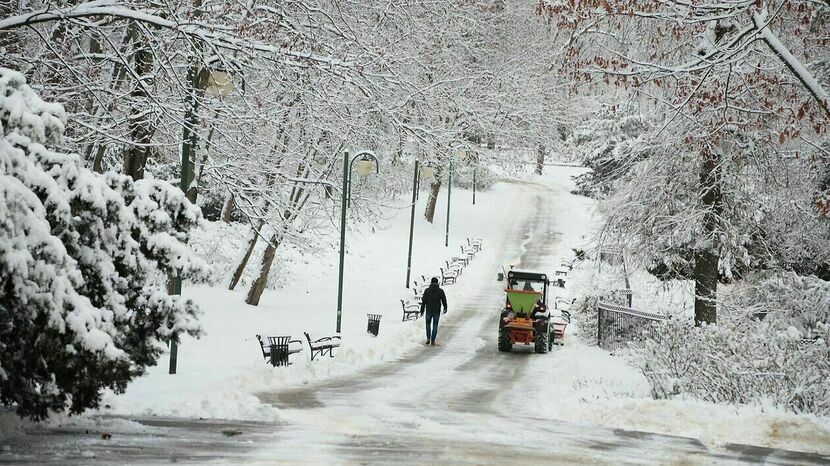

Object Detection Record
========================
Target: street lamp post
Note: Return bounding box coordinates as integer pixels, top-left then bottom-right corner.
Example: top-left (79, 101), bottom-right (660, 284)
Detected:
top-left (445, 158), bottom-right (452, 247)
top-left (169, 60), bottom-right (235, 375)
top-left (415, 167), bottom-right (421, 200)
top-left (472, 166), bottom-right (476, 205)
top-left (405, 161), bottom-right (419, 289)
top-left (405, 160), bottom-right (437, 288)
top-left (336, 150), bottom-right (380, 334)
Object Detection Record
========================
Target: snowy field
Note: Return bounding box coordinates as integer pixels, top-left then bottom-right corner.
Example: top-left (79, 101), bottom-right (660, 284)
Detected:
top-left (2, 167), bottom-right (828, 459)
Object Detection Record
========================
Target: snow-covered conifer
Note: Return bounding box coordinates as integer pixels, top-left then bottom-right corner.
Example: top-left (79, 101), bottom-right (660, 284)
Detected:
top-left (0, 68), bottom-right (206, 420)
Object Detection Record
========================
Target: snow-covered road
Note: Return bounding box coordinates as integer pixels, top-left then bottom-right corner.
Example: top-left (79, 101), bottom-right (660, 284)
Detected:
top-left (3, 180), bottom-right (828, 465)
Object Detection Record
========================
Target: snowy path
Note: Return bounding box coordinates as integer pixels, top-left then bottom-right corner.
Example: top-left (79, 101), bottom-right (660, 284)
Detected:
top-left (2, 181), bottom-right (828, 465)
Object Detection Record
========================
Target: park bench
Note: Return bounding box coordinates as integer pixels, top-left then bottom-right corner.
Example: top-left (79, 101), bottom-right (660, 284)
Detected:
top-left (401, 299), bottom-right (421, 321)
top-left (412, 279), bottom-right (430, 294)
top-left (460, 246), bottom-right (476, 261)
top-left (551, 309), bottom-right (571, 345)
top-left (304, 332), bottom-right (341, 361)
top-left (451, 256), bottom-right (469, 267)
top-left (554, 297), bottom-right (576, 310)
top-left (467, 237), bottom-right (483, 251)
top-left (410, 286), bottom-right (423, 304)
top-left (256, 335), bottom-right (302, 367)
top-left (446, 260), bottom-right (464, 275)
top-left (440, 267), bottom-right (457, 285)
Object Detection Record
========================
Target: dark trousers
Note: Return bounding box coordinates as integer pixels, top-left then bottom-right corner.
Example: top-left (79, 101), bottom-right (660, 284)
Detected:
top-left (425, 311), bottom-right (440, 343)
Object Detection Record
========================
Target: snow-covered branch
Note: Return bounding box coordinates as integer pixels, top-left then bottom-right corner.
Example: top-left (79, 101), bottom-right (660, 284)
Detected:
top-left (0, 2), bottom-right (357, 72)
top-left (751, 8), bottom-right (830, 118)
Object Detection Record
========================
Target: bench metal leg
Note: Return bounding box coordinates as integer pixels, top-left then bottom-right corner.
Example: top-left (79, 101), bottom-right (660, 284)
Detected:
top-left (309, 346), bottom-right (336, 361)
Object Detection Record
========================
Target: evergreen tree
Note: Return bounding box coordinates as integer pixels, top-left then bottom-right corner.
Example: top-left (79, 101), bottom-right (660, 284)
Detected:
top-left (0, 68), bottom-right (206, 420)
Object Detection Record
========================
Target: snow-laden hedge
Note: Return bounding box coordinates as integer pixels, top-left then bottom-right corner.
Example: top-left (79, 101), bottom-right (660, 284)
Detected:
top-left (634, 272), bottom-right (830, 415)
top-left (0, 68), bottom-right (206, 419)
top-left (727, 272), bottom-right (830, 337)
top-left (634, 315), bottom-right (830, 415)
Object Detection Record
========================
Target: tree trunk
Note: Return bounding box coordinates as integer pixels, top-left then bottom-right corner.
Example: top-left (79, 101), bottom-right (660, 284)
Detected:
top-left (228, 165), bottom-right (284, 292)
top-left (91, 144), bottom-right (107, 173)
top-left (535, 143), bottom-right (546, 175)
top-left (424, 176), bottom-right (442, 223)
top-left (693, 148), bottom-right (722, 325)
top-left (87, 27), bottom-right (135, 173)
top-left (229, 225), bottom-right (260, 290)
top-left (81, 34), bottom-right (104, 168)
top-left (246, 235), bottom-right (279, 305)
top-left (244, 182), bottom-right (311, 304)
top-left (694, 249), bottom-right (719, 325)
top-left (221, 195), bottom-right (235, 223)
top-left (179, 0), bottom-right (206, 198)
top-left (242, 164), bottom-right (308, 304)
top-left (123, 26), bottom-right (155, 180)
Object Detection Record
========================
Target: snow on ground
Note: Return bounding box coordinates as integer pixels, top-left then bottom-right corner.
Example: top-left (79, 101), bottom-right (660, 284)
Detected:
top-left (95, 181), bottom-right (526, 421)
top-left (4, 164), bottom-right (828, 457)
top-left (521, 167), bottom-right (830, 455)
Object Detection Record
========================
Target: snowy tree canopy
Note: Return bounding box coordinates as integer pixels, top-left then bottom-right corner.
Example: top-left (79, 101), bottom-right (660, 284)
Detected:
top-left (538, 0), bottom-right (830, 323)
top-left (0, 68), bottom-right (206, 420)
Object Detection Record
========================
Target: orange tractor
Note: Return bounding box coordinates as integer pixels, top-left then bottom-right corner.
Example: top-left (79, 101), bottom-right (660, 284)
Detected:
top-left (498, 270), bottom-right (565, 353)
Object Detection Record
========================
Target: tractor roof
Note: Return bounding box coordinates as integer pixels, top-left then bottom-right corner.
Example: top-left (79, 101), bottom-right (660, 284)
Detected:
top-left (507, 270), bottom-right (550, 284)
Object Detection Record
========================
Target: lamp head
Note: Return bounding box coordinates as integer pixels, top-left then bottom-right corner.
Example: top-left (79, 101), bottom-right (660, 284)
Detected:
top-left (206, 70), bottom-right (234, 96)
top-left (421, 165), bottom-right (436, 180)
top-left (204, 56), bottom-right (238, 96)
top-left (355, 155), bottom-right (376, 176)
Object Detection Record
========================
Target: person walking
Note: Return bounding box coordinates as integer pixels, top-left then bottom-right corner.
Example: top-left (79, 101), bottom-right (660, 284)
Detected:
top-left (420, 277), bottom-right (447, 346)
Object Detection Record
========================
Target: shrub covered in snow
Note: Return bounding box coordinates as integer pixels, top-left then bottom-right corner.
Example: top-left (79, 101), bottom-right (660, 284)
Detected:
top-left (452, 164), bottom-right (499, 190)
top-left (726, 272), bottom-right (830, 337)
top-left (572, 295), bottom-right (600, 345)
top-left (634, 318), bottom-right (830, 415)
top-left (0, 68), bottom-right (207, 420)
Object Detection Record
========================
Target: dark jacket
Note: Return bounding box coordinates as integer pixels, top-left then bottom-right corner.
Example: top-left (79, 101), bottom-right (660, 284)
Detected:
top-left (420, 283), bottom-right (447, 314)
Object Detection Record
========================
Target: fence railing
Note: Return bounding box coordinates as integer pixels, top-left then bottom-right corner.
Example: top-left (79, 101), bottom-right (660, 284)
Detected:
top-left (597, 301), bottom-right (667, 350)
top-left (596, 246), bottom-right (667, 350)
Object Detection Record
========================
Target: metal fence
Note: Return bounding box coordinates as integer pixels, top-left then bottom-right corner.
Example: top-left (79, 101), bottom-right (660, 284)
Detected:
top-left (595, 246), bottom-right (669, 350)
top-left (597, 301), bottom-right (667, 351)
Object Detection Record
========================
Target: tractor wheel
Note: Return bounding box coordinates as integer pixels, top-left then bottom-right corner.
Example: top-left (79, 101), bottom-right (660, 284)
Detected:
top-left (535, 331), bottom-right (548, 354)
top-left (498, 328), bottom-right (513, 352)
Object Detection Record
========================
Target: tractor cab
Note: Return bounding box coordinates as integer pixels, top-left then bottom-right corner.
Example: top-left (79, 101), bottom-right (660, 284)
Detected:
top-left (498, 270), bottom-right (553, 353)
top-left (504, 270), bottom-right (549, 317)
